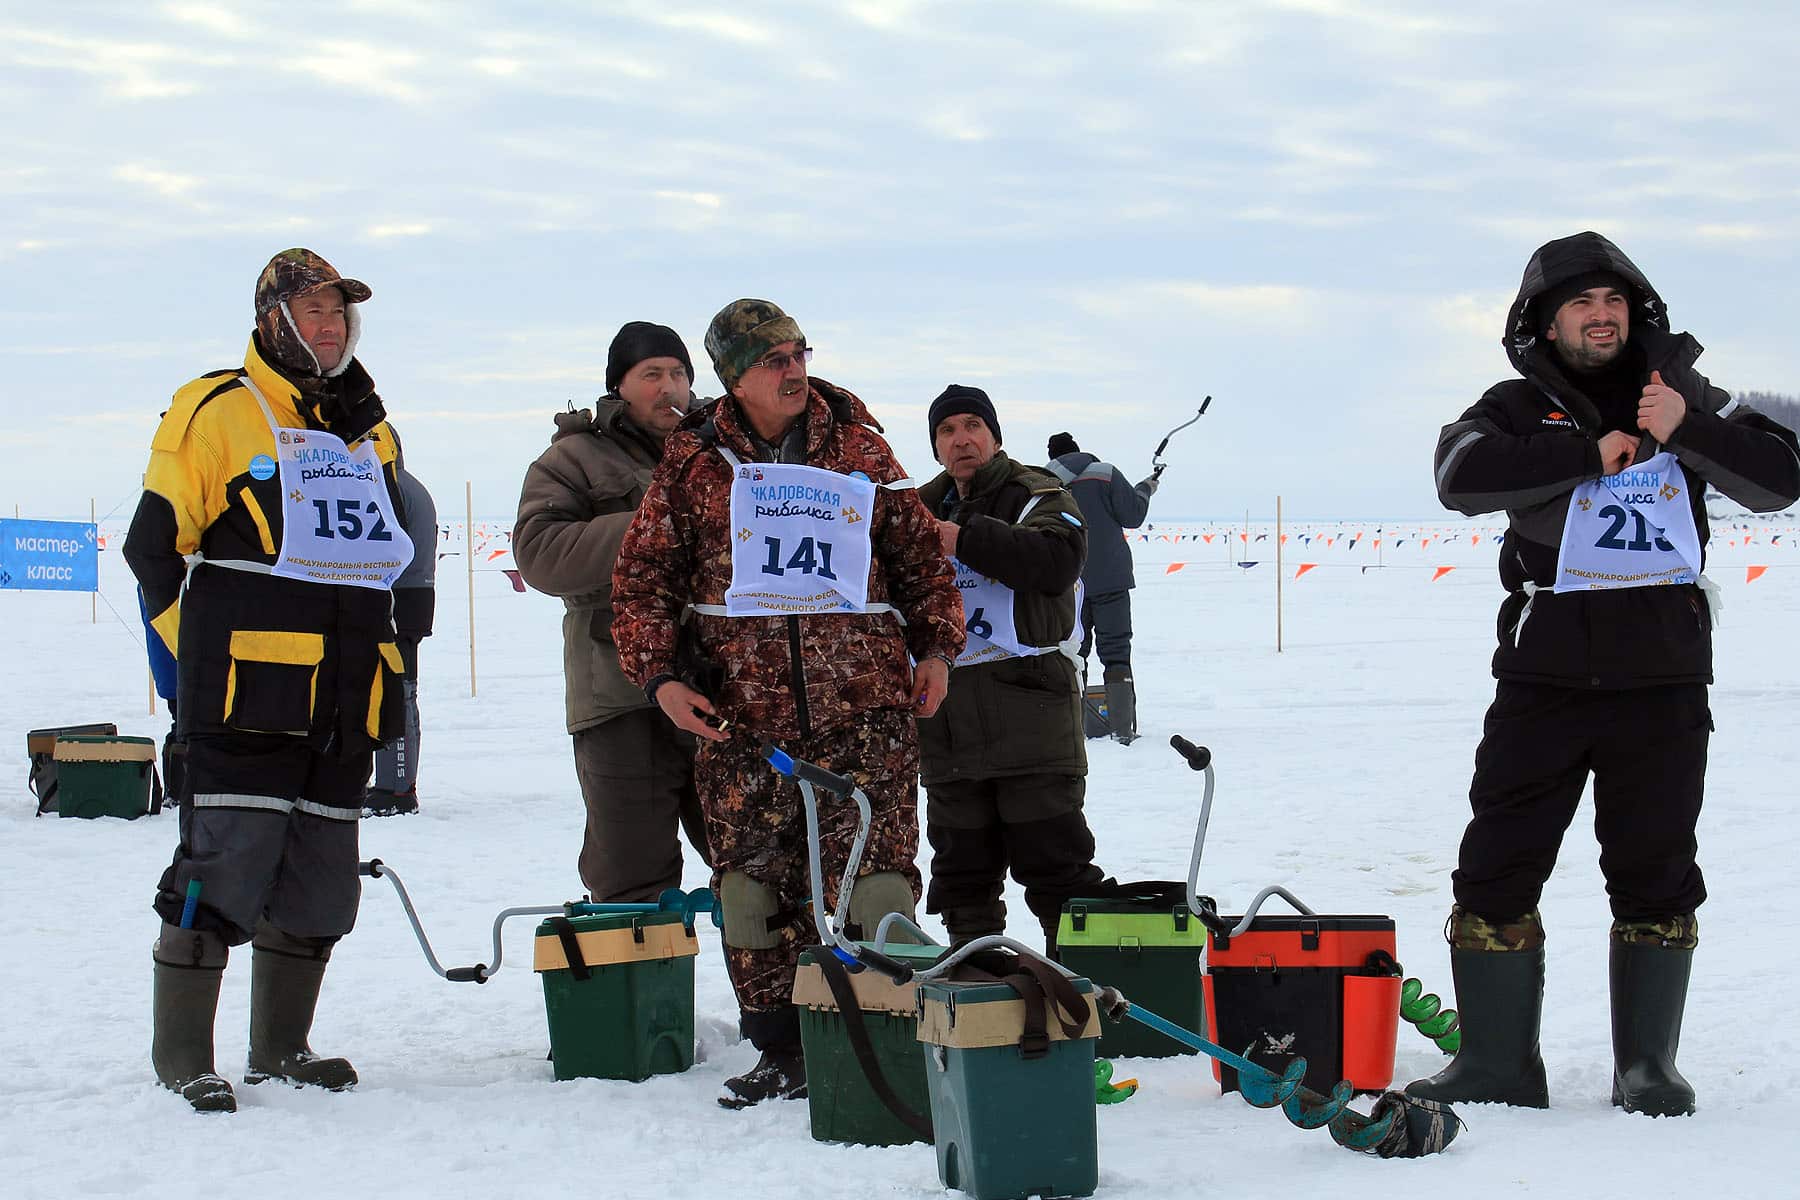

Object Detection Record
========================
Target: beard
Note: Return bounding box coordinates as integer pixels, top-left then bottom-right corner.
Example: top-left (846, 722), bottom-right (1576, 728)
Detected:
top-left (1554, 325), bottom-right (1626, 371)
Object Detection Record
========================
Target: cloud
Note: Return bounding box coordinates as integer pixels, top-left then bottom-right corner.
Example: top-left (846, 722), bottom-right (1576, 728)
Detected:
top-left (282, 41), bottom-right (426, 103)
top-left (1073, 281), bottom-right (1319, 324)
top-left (0, 26), bottom-right (223, 99)
top-left (363, 221), bottom-right (437, 240)
top-left (158, 3), bottom-right (254, 39)
top-left (640, 8), bottom-right (774, 45)
top-left (114, 163), bottom-right (201, 202)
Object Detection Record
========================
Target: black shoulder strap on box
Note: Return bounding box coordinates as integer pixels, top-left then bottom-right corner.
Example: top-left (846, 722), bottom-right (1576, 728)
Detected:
top-left (813, 951), bottom-right (933, 1140)
top-left (1002, 955), bottom-right (1092, 1060)
top-left (545, 916), bottom-right (592, 982)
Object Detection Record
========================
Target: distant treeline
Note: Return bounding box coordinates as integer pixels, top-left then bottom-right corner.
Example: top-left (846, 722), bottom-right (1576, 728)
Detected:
top-left (1740, 391), bottom-right (1800, 429)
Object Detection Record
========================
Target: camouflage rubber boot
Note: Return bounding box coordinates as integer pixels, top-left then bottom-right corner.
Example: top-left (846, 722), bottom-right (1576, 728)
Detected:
top-left (1103, 665), bottom-right (1138, 745)
top-left (1405, 907), bottom-right (1549, 1108)
top-left (1610, 916), bottom-right (1697, 1117)
top-left (245, 924), bottom-right (357, 1090)
top-left (151, 924), bottom-right (236, 1113)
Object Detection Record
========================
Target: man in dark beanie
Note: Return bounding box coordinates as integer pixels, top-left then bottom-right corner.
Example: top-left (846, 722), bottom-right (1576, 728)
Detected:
top-left (917, 386), bottom-right (1109, 951)
top-left (1418, 231), bottom-right (1800, 1118)
top-left (1045, 430), bottom-right (1161, 743)
top-left (613, 298), bottom-right (965, 1109)
top-left (515, 321), bottom-right (713, 905)
top-left (124, 248), bottom-right (414, 1111)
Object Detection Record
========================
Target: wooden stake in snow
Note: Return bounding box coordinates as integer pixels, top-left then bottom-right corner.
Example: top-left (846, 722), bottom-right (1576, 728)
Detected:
top-left (1276, 496), bottom-right (1283, 654)
top-left (466, 481), bottom-right (477, 698)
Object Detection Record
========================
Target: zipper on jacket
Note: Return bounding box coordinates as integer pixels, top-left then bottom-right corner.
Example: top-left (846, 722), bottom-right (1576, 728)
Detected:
top-left (787, 615), bottom-right (812, 739)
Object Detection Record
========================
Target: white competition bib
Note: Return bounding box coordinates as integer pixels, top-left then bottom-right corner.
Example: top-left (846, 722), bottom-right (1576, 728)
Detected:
top-left (246, 379), bottom-right (414, 590)
top-left (724, 461), bottom-right (878, 616)
top-left (953, 559), bottom-right (1034, 665)
top-left (1553, 451), bottom-right (1701, 593)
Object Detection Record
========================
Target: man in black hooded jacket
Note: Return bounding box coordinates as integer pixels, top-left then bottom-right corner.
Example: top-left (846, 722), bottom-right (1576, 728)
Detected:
top-left (1411, 232), bottom-right (1800, 1118)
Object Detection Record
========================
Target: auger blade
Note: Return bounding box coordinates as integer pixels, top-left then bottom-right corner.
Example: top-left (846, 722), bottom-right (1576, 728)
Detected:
top-left (1284, 1079), bottom-right (1353, 1129)
top-left (1327, 1101), bottom-right (1401, 1151)
top-left (1236, 1055), bottom-right (1306, 1109)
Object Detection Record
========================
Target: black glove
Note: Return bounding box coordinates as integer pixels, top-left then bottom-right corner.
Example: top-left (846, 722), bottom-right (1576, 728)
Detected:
top-left (1137, 474), bottom-right (1161, 496)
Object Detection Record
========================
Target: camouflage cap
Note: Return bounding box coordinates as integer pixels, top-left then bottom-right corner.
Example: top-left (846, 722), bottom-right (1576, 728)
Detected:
top-left (704, 298), bottom-right (805, 391)
top-left (254, 248), bottom-right (371, 316)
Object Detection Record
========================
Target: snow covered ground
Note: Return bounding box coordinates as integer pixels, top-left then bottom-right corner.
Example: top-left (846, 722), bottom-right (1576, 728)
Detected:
top-left (5, 524), bottom-right (1799, 1199)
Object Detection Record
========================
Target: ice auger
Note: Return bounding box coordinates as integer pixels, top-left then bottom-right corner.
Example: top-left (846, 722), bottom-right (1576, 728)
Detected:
top-left (360, 858), bottom-right (719, 983)
top-left (763, 740), bottom-right (1460, 1159)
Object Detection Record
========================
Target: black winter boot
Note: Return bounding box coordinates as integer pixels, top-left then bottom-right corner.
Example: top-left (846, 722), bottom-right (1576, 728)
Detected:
top-left (1406, 945), bottom-right (1549, 1108)
top-left (245, 925), bottom-right (357, 1090)
top-left (721, 1006), bottom-right (806, 1109)
top-left (1610, 940), bottom-right (1696, 1117)
top-left (151, 924), bottom-right (236, 1113)
top-left (1103, 665), bottom-right (1138, 745)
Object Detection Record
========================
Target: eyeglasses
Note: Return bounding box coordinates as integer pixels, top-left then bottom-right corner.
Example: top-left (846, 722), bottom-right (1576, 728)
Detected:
top-left (749, 346), bottom-right (813, 374)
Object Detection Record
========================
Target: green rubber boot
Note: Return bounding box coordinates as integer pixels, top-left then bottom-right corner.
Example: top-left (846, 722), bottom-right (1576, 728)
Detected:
top-left (151, 924), bottom-right (236, 1113)
top-left (244, 924), bottom-right (357, 1090)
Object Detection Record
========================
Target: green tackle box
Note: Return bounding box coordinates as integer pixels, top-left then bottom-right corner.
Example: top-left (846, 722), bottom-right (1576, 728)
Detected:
top-left (51, 734), bottom-right (159, 819)
top-left (795, 942), bottom-right (949, 1146)
top-left (917, 972), bottom-right (1101, 1200)
top-left (1056, 896), bottom-right (1205, 1059)
top-left (534, 910), bottom-right (697, 1082)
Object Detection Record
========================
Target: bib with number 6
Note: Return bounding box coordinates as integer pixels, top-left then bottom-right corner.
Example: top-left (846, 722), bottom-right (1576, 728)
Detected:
top-left (725, 461), bottom-right (877, 616)
top-left (245, 378), bottom-right (414, 590)
top-left (1553, 450), bottom-right (1701, 593)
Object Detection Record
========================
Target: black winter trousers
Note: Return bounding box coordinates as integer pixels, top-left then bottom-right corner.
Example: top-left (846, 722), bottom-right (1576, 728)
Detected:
top-left (1079, 589), bottom-right (1133, 670)
top-left (573, 708), bottom-right (710, 903)
top-left (1452, 681), bottom-right (1710, 923)
top-left (925, 773), bottom-right (1106, 943)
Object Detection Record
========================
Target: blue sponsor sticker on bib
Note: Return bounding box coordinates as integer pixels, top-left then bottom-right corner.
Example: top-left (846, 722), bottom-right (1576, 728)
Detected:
top-left (249, 454), bottom-right (277, 481)
top-left (850, 471), bottom-right (870, 482)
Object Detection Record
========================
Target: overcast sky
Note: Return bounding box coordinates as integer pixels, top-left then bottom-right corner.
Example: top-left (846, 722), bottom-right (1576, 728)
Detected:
top-left (3, 0), bottom-right (1796, 523)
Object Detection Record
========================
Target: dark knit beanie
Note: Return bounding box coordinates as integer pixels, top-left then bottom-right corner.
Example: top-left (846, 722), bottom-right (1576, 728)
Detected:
top-left (606, 321), bottom-right (695, 393)
top-left (1536, 270), bottom-right (1630, 334)
top-left (928, 384), bottom-right (1002, 451)
top-left (1047, 432), bottom-right (1078, 457)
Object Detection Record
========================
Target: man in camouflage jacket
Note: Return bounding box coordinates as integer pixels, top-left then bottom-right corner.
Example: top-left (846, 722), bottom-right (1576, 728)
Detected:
top-left (613, 299), bottom-right (964, 1108)
top-left (514, 322), bottom-right (713, 901)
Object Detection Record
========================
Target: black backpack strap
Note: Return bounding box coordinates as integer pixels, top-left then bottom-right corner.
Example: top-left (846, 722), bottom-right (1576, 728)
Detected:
top-left (545, 916), bottom-right (592, 982)
top-left (814, 952), bottom-right (933, 1140)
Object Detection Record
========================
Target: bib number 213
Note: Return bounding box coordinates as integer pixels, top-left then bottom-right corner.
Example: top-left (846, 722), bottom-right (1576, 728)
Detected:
top-left (1594, 504), bottom-right (1673, 553)
top-left (761, 535), bottom-right (837, 580)
top-left (311, 499), bottom-right (393, 542)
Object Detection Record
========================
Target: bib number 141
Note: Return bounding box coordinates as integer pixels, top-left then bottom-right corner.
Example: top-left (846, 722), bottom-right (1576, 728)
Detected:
top-left (1594, 504), bottom-right (1673, 553)
top-left (761, 535), bottom-right (837, 580)
top-left (311, 498), bottom-right (394, 542)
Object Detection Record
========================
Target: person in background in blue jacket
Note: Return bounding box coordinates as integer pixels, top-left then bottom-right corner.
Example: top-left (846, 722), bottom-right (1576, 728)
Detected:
top-left (1045, 433), bottom-right (1160, 744)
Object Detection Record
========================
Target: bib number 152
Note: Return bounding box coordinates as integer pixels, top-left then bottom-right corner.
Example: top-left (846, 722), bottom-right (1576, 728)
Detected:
top-left (311, 498), bottom-right (393, 542)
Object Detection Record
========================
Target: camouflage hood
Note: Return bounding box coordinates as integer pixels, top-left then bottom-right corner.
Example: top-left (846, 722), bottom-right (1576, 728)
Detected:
top-left (254, 248), bottom-right (371, 380)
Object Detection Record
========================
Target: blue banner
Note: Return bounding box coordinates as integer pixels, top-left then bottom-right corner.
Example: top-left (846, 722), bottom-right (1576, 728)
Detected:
top-left (0, 519), bottom-right (99, 592)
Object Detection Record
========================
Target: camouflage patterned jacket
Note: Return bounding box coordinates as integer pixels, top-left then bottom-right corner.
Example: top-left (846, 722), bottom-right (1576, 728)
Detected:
top-left (612, 378), bottom-right (965, 742)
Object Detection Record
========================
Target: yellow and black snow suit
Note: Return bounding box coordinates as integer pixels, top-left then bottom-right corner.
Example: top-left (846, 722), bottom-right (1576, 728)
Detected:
top-left (124, 336), bottom-right (409, 754)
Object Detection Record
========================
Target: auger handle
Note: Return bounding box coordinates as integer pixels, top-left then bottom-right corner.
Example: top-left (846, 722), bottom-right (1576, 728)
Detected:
top-left (445, 966), bottom-right (488, 984)
top-left (1169, 736), bottom-right (1211, 771)
top-left (846, 945), bottom-right (915, 984)
top-left (763, 742), bottom-right (856, 796)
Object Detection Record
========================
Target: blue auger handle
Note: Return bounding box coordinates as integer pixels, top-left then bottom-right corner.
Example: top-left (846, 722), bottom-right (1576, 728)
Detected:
top-left (761, 742), bottom-right (857, 796)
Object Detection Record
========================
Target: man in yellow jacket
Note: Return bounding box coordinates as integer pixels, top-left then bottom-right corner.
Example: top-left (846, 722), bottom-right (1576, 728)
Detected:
top-left (124, 248), bottom-right (413, 1113)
